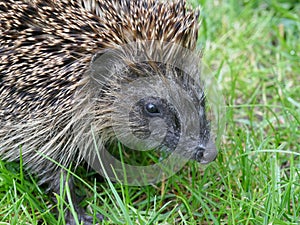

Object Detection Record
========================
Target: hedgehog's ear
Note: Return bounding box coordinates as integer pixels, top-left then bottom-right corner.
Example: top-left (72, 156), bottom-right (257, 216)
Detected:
top-left (90, 49), bottom-right (122, 85)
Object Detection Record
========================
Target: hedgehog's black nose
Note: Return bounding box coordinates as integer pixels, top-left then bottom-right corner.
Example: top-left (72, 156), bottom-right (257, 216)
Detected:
top-left (195, 141), bottom-right (217, 164)
top-left (194, 145), bottom-right (205, 162)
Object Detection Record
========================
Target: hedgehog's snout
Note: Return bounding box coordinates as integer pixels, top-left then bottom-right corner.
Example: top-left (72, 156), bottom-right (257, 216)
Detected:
top-left (194, 141), bottom-right (217, 164)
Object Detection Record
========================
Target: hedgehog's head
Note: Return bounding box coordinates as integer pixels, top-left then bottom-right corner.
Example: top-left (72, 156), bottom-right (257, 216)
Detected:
top-left (84, 41), bottom-right (217, 167)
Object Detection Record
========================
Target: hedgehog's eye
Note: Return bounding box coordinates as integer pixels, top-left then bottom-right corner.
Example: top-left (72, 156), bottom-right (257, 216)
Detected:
top-left (145, 103), bottom-right (160, 115)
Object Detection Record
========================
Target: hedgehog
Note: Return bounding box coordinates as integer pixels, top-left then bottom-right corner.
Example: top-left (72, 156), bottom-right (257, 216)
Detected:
top-left (0, 0), bottom-right (217, 224)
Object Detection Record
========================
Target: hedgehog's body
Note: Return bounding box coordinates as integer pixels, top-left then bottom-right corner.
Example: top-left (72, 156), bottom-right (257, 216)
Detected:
top-left (0, 0), bottom-right (215, 224)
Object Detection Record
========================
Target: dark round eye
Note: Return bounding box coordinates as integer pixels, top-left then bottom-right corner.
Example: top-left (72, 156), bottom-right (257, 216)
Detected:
top-left (145, 103), bottom-right (160, 115)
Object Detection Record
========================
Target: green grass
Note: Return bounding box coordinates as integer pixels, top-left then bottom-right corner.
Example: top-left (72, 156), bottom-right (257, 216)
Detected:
top-left (0, 0), bottom-right (299, 224)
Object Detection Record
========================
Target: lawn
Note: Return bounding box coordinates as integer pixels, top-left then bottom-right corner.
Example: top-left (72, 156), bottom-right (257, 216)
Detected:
top-left (0, 0), bottom-right (299, 224)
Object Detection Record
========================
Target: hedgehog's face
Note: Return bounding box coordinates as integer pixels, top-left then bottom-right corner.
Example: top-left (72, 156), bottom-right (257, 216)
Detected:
top-left (127, 93), bottom-right (217, 164)
top-left (90, 43), bottom-right (218, 166)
